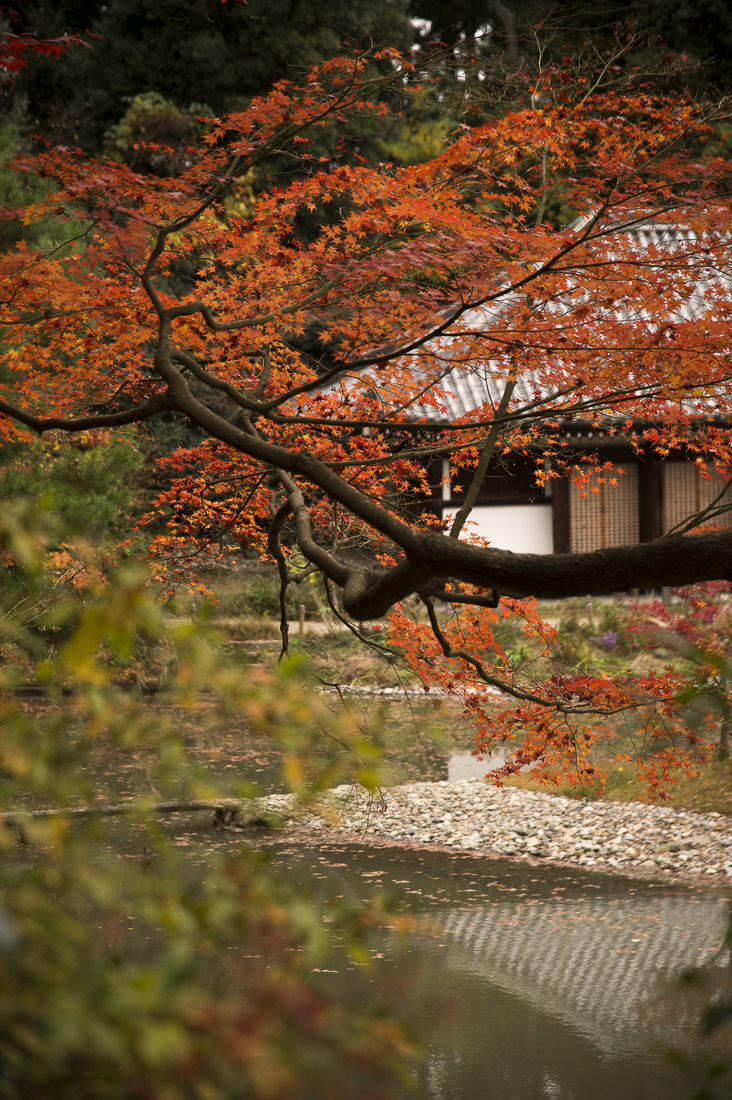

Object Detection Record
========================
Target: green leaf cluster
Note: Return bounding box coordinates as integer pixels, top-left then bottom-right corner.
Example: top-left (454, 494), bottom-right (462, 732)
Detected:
top-left (0, 434), bottom-right (142, 542)
top-left (0, 502), bottom-right (418, 1098)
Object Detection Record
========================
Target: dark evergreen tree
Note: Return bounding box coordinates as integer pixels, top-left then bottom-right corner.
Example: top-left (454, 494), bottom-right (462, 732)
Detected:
top-left (8, 0), bottom-right (413, 151)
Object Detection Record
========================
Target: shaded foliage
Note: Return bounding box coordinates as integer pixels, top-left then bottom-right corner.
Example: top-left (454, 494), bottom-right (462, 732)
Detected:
top-left (6, 0), bottom-right (414, 152)
top-left (0, 502), bottom-right (418, 1098)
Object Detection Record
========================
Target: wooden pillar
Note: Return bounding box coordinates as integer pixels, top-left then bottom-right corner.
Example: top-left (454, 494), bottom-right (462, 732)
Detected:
top-left (552, 476), bottom-right (570, 553)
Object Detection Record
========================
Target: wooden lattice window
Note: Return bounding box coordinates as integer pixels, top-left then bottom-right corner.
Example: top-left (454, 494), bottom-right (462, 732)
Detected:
top-left (663, 462), bottom-right (732, 533)
top-left (569, 466), bottom-right (639, 552)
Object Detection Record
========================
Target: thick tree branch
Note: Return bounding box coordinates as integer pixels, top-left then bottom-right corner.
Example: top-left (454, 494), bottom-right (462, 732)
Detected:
top-left (82, 327), bottom-right (731, 618)
top-left (0, 393), bottom-right (172, 434)
top-left (488, 1), bottom-right (519, 64)
top-left (200, 423), bottom-right (732, 609)
top-left (8, 329), bottom-right (732, 619)
top-left (409, 529), bottom-right (732, 603)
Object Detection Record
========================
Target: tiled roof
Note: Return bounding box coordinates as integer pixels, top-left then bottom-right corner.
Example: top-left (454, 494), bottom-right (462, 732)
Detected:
top-left (347, 217), bottom-right (732, 425)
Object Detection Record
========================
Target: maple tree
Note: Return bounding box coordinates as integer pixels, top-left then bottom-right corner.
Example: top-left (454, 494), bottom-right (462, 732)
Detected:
top-left (3, 45), bottom-right (732, 791)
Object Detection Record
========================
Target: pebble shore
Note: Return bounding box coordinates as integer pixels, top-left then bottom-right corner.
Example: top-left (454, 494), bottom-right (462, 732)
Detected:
top-left (264, 779), bottom-right (732, 885)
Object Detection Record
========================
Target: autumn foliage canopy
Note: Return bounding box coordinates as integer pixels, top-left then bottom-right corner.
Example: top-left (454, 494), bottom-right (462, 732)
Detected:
top-left (3, 45), bottom-right (732, 792)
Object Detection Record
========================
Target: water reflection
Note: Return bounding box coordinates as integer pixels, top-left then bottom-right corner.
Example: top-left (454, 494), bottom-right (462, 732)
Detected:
top-left (447, 750), bottom-right (521, 780)
top-left (435, 894), bottom-right (727, 1055)
top-left (238, 838), bottom-right (732, 1099)
top-left (447, 752), bottom-right (489, 781)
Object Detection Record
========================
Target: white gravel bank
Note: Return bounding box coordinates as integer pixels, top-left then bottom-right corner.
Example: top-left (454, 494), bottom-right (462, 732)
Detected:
top-left (264, 779), bottom-right (732, 884)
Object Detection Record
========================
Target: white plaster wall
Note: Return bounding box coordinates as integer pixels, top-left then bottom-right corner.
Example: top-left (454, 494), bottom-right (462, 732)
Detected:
top-left (443, 503), bottom-right (553, 554)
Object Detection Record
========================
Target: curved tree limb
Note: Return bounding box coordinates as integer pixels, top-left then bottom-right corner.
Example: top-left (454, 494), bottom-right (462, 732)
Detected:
top-left (0, 393), bottom-right (172, 434)
top-left (5, 317), bottom-right (732, 621)
top-left (150, 344), bottom-right (732, 614)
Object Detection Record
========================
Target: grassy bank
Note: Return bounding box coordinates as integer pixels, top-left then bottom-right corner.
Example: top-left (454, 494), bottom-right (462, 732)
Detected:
top-left (504, 755), bottom-right (732, 815)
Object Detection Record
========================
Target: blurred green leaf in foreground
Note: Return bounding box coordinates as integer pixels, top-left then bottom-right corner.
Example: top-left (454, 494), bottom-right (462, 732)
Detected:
top-left (0, 500), bottom-right (418, 1100)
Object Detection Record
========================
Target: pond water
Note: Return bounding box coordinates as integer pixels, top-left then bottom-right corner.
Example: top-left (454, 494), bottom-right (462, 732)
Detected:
top-left (211, 832), bottom-right (732, 1100)
top-left (447, 750), bottom-right (520, 780)
top-left (41, 696), bottom-right (732, 1095)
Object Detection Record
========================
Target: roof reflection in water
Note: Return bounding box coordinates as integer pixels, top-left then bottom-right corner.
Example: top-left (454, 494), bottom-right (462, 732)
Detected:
top-left (432, 894), bottom-right (729, 1054)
